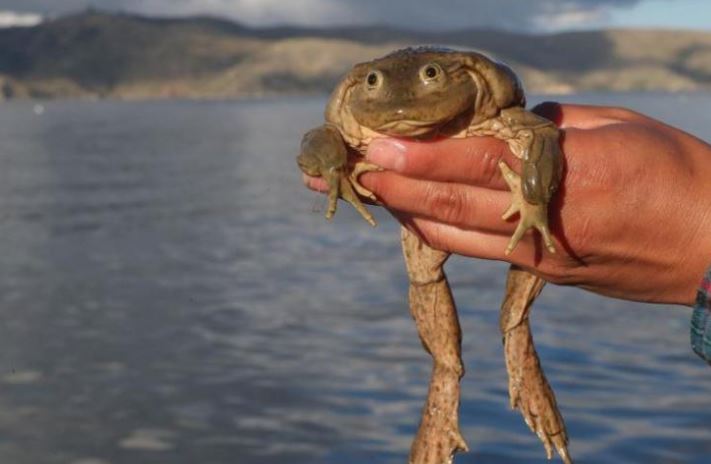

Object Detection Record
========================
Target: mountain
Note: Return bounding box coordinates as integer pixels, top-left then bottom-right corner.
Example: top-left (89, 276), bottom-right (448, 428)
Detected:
top-left (1, 10), bottom-right (710, 100)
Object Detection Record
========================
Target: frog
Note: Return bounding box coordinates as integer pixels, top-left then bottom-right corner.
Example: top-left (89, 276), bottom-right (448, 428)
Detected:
top-left (297, 47), bottom-right (572, 464)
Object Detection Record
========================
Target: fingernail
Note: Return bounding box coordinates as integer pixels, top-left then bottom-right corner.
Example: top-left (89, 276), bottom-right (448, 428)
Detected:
top-left (367, 139), bottom-right (407, 171)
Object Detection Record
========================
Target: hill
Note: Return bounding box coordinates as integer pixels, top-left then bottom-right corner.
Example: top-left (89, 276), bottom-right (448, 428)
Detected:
top-left (1, 11), bottom-right (710, 99)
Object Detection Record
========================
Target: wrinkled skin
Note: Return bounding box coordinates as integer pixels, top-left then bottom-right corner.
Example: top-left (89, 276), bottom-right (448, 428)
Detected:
top-left (297, 47), bottom-right (571, 464)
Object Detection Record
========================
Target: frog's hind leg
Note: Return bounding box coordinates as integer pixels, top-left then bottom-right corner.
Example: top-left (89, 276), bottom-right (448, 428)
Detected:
top-left (500, 265), bottom-right (572, 464)
top-left (401, 227), bottom-right (468, 464)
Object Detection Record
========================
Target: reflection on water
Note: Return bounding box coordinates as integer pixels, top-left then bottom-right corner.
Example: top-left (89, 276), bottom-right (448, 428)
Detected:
top-left (0, 94), bottom-right (708, 463)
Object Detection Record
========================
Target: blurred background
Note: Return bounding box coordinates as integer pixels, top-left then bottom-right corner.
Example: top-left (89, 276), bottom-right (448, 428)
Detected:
top-left (0, 1), bottom-right (709, 463)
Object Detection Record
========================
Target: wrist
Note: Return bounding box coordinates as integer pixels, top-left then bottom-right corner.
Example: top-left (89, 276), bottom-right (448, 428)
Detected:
top-left (678, 143), bottom-right (711, 305)
top-left (691, 267), bottom-right (711, 364)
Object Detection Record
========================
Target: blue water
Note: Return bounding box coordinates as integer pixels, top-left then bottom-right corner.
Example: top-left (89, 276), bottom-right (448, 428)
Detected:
top-left (0, 94), bottom-right (708, 464)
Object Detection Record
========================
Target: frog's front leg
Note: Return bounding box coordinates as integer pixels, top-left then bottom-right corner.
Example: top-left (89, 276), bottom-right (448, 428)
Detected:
top-left (499, 160), bottom-right (555, 255)
top-left (401, 227), bottom-right (468, 464)
top-left (495, 108), bottom-right (562, 254)
top-left (298, 124), bottom-right (380, 226)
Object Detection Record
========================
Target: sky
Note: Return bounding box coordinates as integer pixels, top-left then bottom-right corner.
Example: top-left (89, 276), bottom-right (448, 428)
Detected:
top-left (0, 0), bottom-right (709, 32)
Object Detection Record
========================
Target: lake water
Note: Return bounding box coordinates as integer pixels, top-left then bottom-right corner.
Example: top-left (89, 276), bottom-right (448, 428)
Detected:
top-left (0, 94), bottom-right (709, 464)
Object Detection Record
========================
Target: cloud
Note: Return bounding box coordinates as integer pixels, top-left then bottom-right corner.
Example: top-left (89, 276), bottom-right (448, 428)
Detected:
top-left (122, 0), bottom-right (357, 27)
top-left (0, 0), bottom-right (653, 31)
top-left (0, 10), bottom-right (43, 27)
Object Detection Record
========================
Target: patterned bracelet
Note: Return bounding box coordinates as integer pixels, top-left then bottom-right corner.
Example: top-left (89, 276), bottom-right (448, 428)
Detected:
top-left (691, 268), bottom-right (711, 364)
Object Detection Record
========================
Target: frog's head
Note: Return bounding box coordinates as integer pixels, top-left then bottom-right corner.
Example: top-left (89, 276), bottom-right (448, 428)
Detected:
top-left (339, 47), bottom-right (524, 137)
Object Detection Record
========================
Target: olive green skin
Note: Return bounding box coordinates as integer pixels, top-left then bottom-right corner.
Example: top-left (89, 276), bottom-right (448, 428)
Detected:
top-left (338, 47), bottom-right (524, 136)
top-left (298, 47), bottom-right (561, 225)
top-left (297, 47), bottom-right (571, 464)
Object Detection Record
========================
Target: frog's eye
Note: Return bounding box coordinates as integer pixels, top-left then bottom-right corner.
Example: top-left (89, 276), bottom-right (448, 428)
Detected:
top-left (365, 70), bottom-right (382, 89)
top-left (420, 63), bottom-right (443, 82)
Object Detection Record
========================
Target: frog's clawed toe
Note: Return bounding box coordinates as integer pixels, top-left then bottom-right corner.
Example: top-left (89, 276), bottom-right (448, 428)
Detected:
top-left (498, 162), bottom-right (556, 255)
top-left (349, 161), bottom-right (382, 202)
top-left (507, 359), bottom-right (572, 464)
top-left (340, 176), bottom-right (376, 226)
top-left (323, 166), bottom-right (377, 226)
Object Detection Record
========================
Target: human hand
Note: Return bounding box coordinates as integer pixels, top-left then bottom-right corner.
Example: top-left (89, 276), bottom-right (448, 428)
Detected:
top-left (304, 103), bottom-right (711, 306)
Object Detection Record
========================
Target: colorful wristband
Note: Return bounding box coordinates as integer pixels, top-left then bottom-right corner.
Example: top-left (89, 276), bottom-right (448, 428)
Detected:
top-left (691, 268), bottom-right (711, 364)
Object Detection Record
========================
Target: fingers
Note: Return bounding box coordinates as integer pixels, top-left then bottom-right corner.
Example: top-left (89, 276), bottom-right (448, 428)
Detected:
top-left (360, 170), bottom-right (515, 234)
top-left (366, 137), bottom-right (517, 190)
top-left (532, 101), bottom-right (648, 129)
top-left (303, 173), bottom-right (328, 192)
top-left (395, 213), bottom-right (540, 267)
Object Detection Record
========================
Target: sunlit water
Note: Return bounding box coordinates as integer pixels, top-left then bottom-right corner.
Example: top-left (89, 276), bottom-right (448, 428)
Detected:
top-left (0, 94), bottom-right (709, 464)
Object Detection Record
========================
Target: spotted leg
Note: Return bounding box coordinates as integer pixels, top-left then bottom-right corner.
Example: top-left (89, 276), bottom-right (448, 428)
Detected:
top-left (476, 109), bottom-right (570, 460)
top-left (401, 227), bottom-right (468, 464)
top-left (500, 266), bottom-right (572, 463)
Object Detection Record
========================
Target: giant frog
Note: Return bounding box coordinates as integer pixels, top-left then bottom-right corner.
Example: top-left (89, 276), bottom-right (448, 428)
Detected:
top-left (297, 47), bottom-right (572, 464)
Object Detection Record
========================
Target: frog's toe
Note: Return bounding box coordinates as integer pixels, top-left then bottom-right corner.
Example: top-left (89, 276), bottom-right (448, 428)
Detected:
top-left (349, 161), bottom-right (382, 201)
top-left (320, 167), bottom-right (376, 226)
top-left (506, 221), bottom-right (528, 255)
top-left (340, 175), bottom-right (376, 226)
top-left (502, 201), bottom-right (521, 221)
top-left (537, 221), bottom-right (556, 254)
top-left (498, 161), bottom-right (556, 255)
top-left (324, 168), bottom-right (341, 221)
top-left (554, 433), bottom-right (574, 464)
top-left (504, 204), bottom-right (555, 255)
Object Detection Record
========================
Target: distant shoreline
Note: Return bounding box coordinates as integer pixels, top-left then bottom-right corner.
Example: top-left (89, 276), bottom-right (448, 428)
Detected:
top-left (1, 11), bottom-right (710, 99)
top-left (4, 90), bottom-right (711, 105)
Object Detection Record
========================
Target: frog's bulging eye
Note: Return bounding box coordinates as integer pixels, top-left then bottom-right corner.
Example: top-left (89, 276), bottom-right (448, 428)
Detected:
top-left (366, 71), bottom-right (381, 89)
top-left (420, 63), bottom-right (443, 82)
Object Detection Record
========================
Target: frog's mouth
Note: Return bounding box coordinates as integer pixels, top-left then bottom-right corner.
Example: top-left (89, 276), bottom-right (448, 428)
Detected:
top-left (376, 118), bottom-right (443, 137)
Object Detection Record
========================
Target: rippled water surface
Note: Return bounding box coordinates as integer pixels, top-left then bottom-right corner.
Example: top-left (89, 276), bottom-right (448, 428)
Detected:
top-left (0, 94), bottom-right (709, 464)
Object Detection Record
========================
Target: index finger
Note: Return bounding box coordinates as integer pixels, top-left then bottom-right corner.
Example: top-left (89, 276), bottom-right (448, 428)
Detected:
top-left (532, 101), bottom-right (648, 129)
top-left (366, 136), bottom-right (518, 191)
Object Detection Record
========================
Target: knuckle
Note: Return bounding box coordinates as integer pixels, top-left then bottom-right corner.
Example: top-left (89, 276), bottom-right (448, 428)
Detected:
top-left (606, 106), bottom-right (643, 122)
top-left (424, 183), bottom-right (469, 225)
top-left (539, 261), bottom-right (577, 285)
top-left (465, 140), bottom-right (511, 187)
top-left (567, 215), bottom-right (593, 254)
top-left (530, 101), bottom-right (562, 121)
top-left (478, 148), bottom-right (505, 186)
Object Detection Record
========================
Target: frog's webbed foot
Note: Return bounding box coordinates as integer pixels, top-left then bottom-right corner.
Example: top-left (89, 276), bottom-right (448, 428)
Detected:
top-left (505, 328), bottom-right (572, 464)
top-left (501, 267), bottom-right (572, 464)
top-left (498, 161), bottom-right (555, 255)
top-left (409, 364), bottom-right (469, 464)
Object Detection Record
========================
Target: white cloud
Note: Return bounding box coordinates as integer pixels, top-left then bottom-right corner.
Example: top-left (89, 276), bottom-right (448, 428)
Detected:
top-left (532, 5), bottom-right (608, 31)
top-left (113, 0), bottom-right (641, 31)
top-left (0, 0), bottom-right (655, 31)
top-left (0, 10), bottom-right (43, 28)
top-left (129, 0), bottom-right (357, 27)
